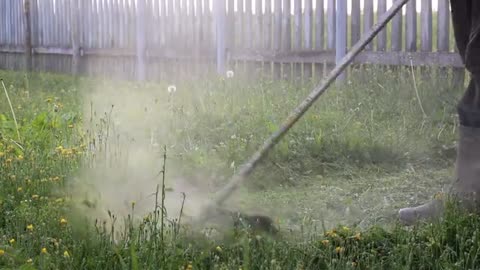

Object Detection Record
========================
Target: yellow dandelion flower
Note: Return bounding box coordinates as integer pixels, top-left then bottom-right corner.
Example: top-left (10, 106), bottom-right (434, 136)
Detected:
top-left (186, 263), bottom-right (193, 270)
top-left (17, 187), bottom-right (23, 192)
top-left (9, 238), bottom-right (15, 244)
top-left (434, 192), bottom-right (445, 200)
top-left (26, 224), bottom-right (34, 231)
top-left (0, 249), bottom-right (4, 256)
top-left (60, 218), bottom-right (68, 225)
top-left (215, 246), bottom-right (222, 252)
top-left (321, 239), bottom-right (330, 246)
top-left (41, 247), bottom-right (47, 254)
top-left (26, 258), bottom-right (33, 263)
top-left (342, 226), bottom-right (349, 232)
top-left (68, 124), bottom-right (74, 128)
top-left (55, 146), bottom-right (64, 153)
top-left (63, 250), bottom-right (70, 258)
top-left (335, 246), bottom-right (345, 254)
top-left (32, 194), bottom-right (39, 200)
top-left (16, 155), bottom-right (24, 161)
top-left (52, 176), bottom-right (60, 182)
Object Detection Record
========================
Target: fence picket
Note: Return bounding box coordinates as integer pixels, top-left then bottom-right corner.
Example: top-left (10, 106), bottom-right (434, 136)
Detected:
top-left (0, 0), bottom-right (465, 81)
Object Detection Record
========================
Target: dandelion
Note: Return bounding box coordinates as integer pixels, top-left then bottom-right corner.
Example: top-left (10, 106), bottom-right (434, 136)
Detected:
top-left (9, 238), bottom-right (15, 245)
top-left (26, 224), bottom-right (34, 231)
top-left (321, 239), bottom-right (330, 246)
top-left (186, 263), bottom-right (193, 270)
top-left (167, 85), bottom-right (177, 94)
top-left (342, 226), bottom-right (350, 232)
top-left (55, 145), bottom-right (64, 153)
top-left (434, 192), bottom-right (445, 200)
top-left (26, 258), bottom-right (33, 264)
top-left (335, 246), bottom-right (345, 254)
top-left (16, 155), bottom-right (23, 161)
top-left (63, 250), bottom-right (70, 258)
top-left (41, 247), bottom-right (47, 254)
top-left (215, 246), bottom-right (222, 252)
top-left (17, 187), bottom-right (22, 192)
top-left (68, 124), bottom-right (74, 128)
top-left (0, 249), bottom-right (4, 256)
top-left (226, 70), bottom-right (234, 78)
top-left (52, 176), bottom-right (60, 182)
top-left (60, 218), bottom-right (68, 226)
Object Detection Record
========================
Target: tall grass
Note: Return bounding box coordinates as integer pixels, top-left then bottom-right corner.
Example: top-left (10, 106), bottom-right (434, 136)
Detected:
top-left (0, 67), bottom-right (475, 269)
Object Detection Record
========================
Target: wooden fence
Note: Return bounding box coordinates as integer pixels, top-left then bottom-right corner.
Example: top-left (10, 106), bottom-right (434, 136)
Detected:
top-left (0, 0), bottom-right (465, 82)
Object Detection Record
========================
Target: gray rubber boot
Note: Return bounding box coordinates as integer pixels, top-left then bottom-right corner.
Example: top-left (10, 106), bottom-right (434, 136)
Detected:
top-left (398, 125), bottom-right (480, 225)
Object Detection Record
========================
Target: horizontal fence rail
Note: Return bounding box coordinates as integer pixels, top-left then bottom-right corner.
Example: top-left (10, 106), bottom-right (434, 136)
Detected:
top-left (0, 0), bottom-right (465, 82)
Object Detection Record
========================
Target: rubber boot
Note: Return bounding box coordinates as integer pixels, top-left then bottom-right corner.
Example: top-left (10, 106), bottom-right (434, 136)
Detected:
top-left (398, 125), bottom-right (480, 225)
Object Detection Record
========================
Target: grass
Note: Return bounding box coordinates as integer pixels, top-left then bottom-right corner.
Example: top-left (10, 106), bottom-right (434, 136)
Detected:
top-left (0, 66), bottom-right (478, 269)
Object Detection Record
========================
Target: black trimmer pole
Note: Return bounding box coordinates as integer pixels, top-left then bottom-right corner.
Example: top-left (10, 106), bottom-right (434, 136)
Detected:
top-left (197, 0), bottom-right (410, 223)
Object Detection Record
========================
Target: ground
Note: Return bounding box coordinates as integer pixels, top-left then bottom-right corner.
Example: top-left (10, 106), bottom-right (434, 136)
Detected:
top-left (0, 67), bottom-right (479, 269)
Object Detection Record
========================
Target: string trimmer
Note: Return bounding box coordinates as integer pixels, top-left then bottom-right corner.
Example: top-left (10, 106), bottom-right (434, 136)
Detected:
top-left (195, 0), bottom-right (410, 232)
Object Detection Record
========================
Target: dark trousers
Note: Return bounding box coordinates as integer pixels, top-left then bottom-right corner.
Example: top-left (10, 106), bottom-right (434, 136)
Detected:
top-left (451, 0), bottom-right (480, 127)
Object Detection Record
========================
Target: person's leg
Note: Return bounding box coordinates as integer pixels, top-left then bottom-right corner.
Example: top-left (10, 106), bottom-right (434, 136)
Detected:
top-left (399, 0), bottom-right (480, 225)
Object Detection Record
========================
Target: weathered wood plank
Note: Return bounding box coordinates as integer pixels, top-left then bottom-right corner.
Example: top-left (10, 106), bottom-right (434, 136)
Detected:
top-left (227, 0), bottom-right (234, 51)
top-left (304, 0), bottom-right (313, 79)
top-left (255, 0), bottom-right (263, 50)
top-left (421, 0), bottom-right (432, 52)
top-left (437, 0), bottom-right (449, 52)
top-left (229, 50), bottom-right (463, 67)
top-left (315, 0), bottom-right (324, 50)
top-left (273, 0), bottom-right (282, 78)
top-left (294, 0), bottom-right (302, 80)
top-left (71, 0), bottom-right (80, 75)
top-left (391, 0), bottom-right (403, 51)
top-left (350, 0), bottom-right (360, 47)
top-left (335, 0), bottom-right (346, 81)
top-left (215, 0), bottom-right (226, 74)
top-left (281, 0), bottom-right (291, 79)
top-left (264, 0), bottom-right (272, 50)
top-left (24, 0), bottom-right (33, 71)
top-left (405, 0), bottom-right (417, 51)
top-left (315, 0), bottom-right (325, 79)
top-left (244, 0), bottom-right (252, 49)
top-left (327, 0), bottom-right (335, 50)
top-left (377, 0), bottom-right (387, 51)
top-left (136, 0), bottom-right (147, 80)
top-left (363, 0), bottom-right (373, 50)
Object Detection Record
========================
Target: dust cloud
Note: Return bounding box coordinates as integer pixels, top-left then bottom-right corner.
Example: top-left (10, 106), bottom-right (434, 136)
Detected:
top-left (67, 81), bottom-right (234, 232)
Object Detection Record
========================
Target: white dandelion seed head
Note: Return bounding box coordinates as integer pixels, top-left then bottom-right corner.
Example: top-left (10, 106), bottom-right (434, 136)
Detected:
top-left (226, 70), bottom-right (234, 78)
top-left (167, 85), bottom-right (177, 93)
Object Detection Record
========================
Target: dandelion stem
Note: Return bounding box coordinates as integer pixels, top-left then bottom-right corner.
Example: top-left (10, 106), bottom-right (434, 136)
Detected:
top-left (1, 80), bottom-right (21, 142)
